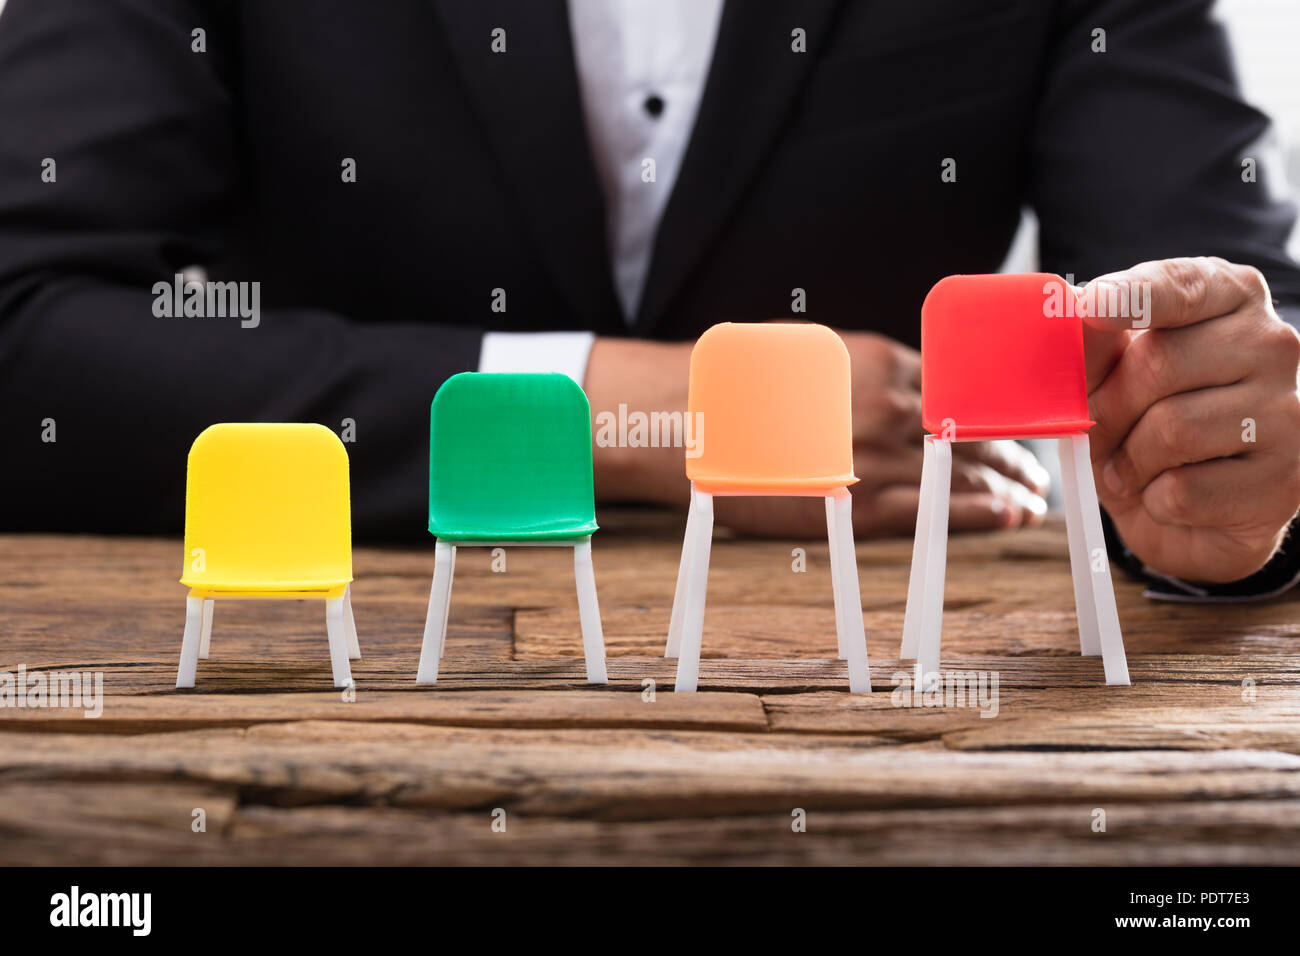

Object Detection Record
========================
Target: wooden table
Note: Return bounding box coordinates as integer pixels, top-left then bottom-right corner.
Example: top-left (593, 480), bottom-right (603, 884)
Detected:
top-left (1, 512), bottom-right (1298, 865)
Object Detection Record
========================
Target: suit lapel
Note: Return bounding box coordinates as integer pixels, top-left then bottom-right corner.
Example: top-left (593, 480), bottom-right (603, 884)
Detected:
top-left (429, 0), bottom-right (622, 331)
top-left (636, 0), bottom-right (845, 331)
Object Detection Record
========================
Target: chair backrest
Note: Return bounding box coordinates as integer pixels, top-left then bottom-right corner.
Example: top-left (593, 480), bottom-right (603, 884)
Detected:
top-left (182, 423), bottom-right (352, 589)
top-left (686, 323), bottom-right (855, 487)
top-left (921, 273), bottom-right (1093, 438)
top-left (428, 373), bottom-right (596, 538)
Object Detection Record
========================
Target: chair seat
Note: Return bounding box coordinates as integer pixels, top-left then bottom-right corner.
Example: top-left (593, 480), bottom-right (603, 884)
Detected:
top-left (924, 419), bottom-right (1094, 440)
top-left (689, 474), bottom-right (858, 496)
top-left (180, 577), bottom-right (350, 596)
top-left (429, 515), bottom-right (598, 542)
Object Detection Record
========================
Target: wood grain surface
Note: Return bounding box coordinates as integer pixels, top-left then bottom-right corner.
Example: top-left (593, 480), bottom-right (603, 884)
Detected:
top-left (1, 511), bottom-right (1297, 865)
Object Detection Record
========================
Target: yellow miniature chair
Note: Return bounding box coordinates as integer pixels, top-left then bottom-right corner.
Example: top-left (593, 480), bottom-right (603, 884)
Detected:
top-left (666, 323), bottom-right (871, 693)
top-left (175, 423), bottom-right (359, 688)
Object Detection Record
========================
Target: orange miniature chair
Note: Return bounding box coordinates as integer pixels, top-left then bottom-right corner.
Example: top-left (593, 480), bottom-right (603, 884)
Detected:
top-left (902, 274), bottom-right (1129, 685)
top-left (175, 423), bottom-right (359, 689)
top-left (666, 323), bottom-right (871, 693)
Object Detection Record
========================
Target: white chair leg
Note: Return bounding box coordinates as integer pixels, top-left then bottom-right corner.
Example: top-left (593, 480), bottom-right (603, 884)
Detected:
top-left (825, 496), bottom-right (847, 660)
top-left (176, 595), bottom-right (204, 688)
top-left (1059, 436), bottom-right (1100, 656)
top-left (198, 599), bottom-right (214, 660)
top-left (831, 489), bottom-right (872, 693)
top-left (343, 583), bottom-right (360, 660)
top-left (417, 540), bottom-right (455, 684)
top-left (324, 596), bottom-right (353, 688)
top-left (1063, 433), bottom-right (1130, 686)
top-left (914, 438), bottom-right (953, 690)
top-left (674, 487), bottom-right (714, 692)
top-left (666, 490), bottom-right (700, 658)
top-left (439, 545), bottom-right (457, 658)
top-left (901, 436), bottom-right (938, 660)
top-left (573, 538), bottom-right (609, 684)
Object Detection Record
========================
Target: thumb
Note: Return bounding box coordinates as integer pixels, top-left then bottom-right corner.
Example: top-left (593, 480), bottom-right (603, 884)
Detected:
top-left (1076, 285), bottom-right (1131, 393)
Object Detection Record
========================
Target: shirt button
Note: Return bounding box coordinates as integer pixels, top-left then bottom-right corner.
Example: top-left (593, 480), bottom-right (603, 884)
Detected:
top-left (643, 94), bottom-right (665, 118)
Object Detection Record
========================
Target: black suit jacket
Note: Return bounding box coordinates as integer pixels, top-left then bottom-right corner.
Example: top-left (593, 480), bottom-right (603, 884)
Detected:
top-left (1, 0), bottom-right (1298, 540)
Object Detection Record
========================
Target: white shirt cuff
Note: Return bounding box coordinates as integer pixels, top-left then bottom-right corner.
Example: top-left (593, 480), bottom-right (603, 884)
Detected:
top-left (477, 331), bottom-right (597, 385)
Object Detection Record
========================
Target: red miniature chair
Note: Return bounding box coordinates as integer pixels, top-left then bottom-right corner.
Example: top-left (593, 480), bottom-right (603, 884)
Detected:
top-left (903, 274), bottom-right (1130, 685)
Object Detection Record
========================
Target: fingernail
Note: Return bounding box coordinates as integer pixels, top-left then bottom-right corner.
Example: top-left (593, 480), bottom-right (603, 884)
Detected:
top-left (1009, 481), bottom-right (1048, 520)
top-left (1103, 459), bottom-right (1125, 495)
top-left (1030, 463), bottom-right (1051, 493)
top-left (1082, 281), bottom-right (1121, 320)
top-left (990, 497), bottom-right (1016, 527)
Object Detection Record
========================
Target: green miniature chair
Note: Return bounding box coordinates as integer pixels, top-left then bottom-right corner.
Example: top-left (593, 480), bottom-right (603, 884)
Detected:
top-left (417, 373), bottom-right (608, 684)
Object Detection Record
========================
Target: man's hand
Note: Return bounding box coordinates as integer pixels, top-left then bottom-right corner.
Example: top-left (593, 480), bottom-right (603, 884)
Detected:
top-left (1081, 257), bottom-right (1300, 582)
top-left (584, 332), bottom-right (1051, 537)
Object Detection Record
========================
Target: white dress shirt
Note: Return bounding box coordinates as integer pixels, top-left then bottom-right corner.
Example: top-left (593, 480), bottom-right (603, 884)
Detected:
top-left (478, 0), bottom-right (724, 383)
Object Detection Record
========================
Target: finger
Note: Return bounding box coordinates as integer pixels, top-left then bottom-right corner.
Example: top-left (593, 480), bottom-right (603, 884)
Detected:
top-left (955, 460), bottom-right (1048, 526)
top-left (950, 492), bottom-right (1017, 532)
top-left (859, 469), bottom-right (1041, 533)
top-left (1078, 257), bottom-right (1267, 332)
top-left (981, 462), bottom-right (1048, 526)
top-left (853, 446), bottom-right (922, 491)
top-left (856, 447), bottom-right (1043, 512)
top-left (1101, 383), bottom-right (1269, 500)
top-left (954, 439), bottom-right (1052, 496)
top-left (851, 484), bottom-right (923, 536)
top-left (1086, 313), bottom-right (1259, 463)
top-left (898, 344), bottom-right (923, 390)
top-left (853, 386), bottom-right (922, 445)
top-left (849, 333), bottom-right (922, 390)
top-left (855, 446), bottom-right (1015, 493)
top-left (841, 331), bottom-right (922, 387)
top-left (1141, 455), bottom-right (1300, 532)
top-left (858, 485), bottom-right (1012, 535)
top-left (1083, 322), bottom-right (1130, 393)
top-left (842, 332), bottom-right (925, 445)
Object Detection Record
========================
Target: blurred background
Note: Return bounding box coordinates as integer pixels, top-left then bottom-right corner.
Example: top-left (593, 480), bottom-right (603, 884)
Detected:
top-left (1219, 0), bottom-right (1300, 205)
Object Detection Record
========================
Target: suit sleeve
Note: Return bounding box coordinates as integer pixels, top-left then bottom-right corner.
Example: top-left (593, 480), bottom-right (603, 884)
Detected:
top-left (1031, 0), bottom-right (1300, 597)
top-left (1031, 0), bottom-right (1300, 310)
top-left (0, 0), bottom-right (483, 540)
